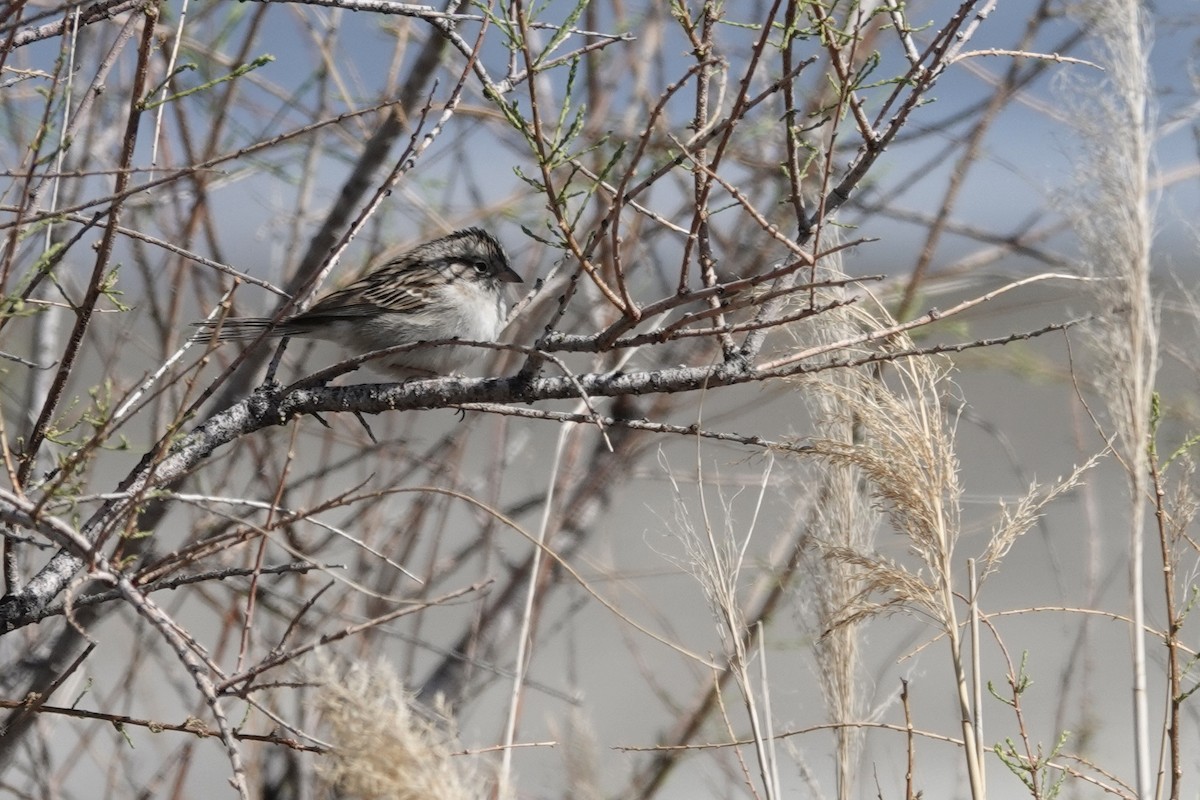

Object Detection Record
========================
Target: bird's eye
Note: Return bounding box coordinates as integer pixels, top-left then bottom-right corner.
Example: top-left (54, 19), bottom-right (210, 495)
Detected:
top-left (471, 260), bottom-right (489, 274)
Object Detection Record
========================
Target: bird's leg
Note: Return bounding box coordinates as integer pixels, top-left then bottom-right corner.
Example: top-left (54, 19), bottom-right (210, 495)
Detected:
top-left (264, 335), bottom-right (291, 385)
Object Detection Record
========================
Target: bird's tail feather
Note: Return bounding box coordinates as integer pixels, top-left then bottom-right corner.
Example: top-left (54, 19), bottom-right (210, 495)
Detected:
top-left (192, 317), bottom-right (309, 342)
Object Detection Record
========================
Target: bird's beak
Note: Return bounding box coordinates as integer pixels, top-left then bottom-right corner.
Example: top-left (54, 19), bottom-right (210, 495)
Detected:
top-left (499, 265), bottom-right (523, 283)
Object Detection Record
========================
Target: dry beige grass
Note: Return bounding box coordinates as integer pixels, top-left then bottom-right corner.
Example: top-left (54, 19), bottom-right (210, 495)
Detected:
top-left (314, 660), bottom-right (477, 800)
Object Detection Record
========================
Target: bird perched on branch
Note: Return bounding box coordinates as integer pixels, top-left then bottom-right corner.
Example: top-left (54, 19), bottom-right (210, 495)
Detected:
top-left (196, 228), bottom-right (522, 379)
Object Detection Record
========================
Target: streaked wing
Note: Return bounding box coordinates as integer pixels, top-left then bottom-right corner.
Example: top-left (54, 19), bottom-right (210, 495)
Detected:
top-left (358, 267), bottom-right (433, 313)
top-left (298, 260), bottom-right (432, 319)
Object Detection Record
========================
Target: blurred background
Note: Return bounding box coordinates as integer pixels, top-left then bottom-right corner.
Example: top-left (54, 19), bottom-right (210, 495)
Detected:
top-left (1, 1), bottom-right (1198, 798)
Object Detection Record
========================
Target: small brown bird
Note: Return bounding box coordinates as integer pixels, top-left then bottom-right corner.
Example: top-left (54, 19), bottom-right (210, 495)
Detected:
top-left (196, 228), bottom-right (522, 378)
